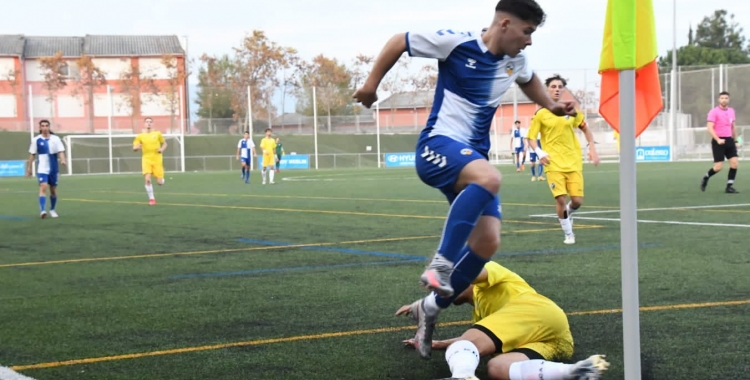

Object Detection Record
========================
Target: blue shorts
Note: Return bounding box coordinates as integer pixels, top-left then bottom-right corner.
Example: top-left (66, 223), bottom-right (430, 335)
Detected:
top-left (529, 152), bottom-right (538, 162)
top-left (241, 157), bottom-right (251, 166)
top-left (37, 172), bottom-right (58, 187)
top-left (514, 147), bottom-right (525, 154)
top-left (415, 135), bottom-right (501, 219)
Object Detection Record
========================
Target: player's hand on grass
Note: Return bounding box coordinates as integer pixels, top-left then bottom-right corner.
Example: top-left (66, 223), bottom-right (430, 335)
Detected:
top-left (548, 101), bottom-right (577, 117)
top-left (353, 85), bottom-right (378, 109)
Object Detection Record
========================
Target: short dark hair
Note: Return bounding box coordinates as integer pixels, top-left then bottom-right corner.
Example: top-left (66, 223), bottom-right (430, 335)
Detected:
top-left (244, 130), bottom-right (250, 134)
top-left (39, 119), bottom-right (50, 126)
top-left (719, 91), bottom-right (730, 97)
top-left (545, 74), bottom-right (567, 87)
top-left (495, 0), bottom-right (546, 26)
top-left (144, 117), bottom-right (153, 122)
top-left (265, 128), bottom-right (272, 132)
top-left (514, 120), bottom-right (521, 124)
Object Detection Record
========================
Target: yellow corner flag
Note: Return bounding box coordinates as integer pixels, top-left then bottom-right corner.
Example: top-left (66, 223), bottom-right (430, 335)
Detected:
top-left (598, 0), bottom-right (663, 137)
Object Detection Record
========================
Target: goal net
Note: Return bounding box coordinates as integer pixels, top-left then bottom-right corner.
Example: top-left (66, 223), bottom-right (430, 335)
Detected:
top-left (64, 134), bottom-right (185, 175)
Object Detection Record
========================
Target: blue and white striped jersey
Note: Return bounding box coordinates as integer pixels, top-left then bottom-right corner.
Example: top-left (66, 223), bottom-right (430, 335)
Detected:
top-left (407, 29), bottom-right (534, 157)
top-left (237, 138), bottom-right (255, 159)
top-left (29, 134), bottom-right (65, 175)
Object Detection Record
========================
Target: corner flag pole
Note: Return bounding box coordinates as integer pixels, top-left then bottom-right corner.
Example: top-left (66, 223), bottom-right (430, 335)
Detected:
top-left (618, 68), bottom-right (641, 380)
top-left (599, 1), bottom-right (663, 378)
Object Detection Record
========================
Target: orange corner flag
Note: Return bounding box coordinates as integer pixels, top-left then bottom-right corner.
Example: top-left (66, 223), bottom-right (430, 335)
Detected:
top-left (598, 0), bottom-right (663, 137)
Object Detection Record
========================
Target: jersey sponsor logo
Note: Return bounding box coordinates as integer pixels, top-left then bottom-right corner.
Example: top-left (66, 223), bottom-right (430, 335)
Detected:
top-left (465, 58), bottom-right (477, 69)
top-left (420, 146), bottom-right (447, 168)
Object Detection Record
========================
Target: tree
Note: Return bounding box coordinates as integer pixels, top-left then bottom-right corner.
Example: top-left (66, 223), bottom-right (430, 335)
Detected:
top-left (160, 54), bottom-right (190, 132)
top-left (71, 55), bottom-right (107, 132)
top-left (295, 54), bottom-right (352, 132)
top-left (37, 51), bottom-right (69, 122)
top-left (407, 64), bottom-right (438, 113)
top-left (379, 54), bottom-right (411, 126)
top-left (195, 54), bottom-right (235, 132)
top-left (659, 9), bottom-right (750, 69)
top-left (230, 30), bottom-right (297, 133)
top-left (0, 67), bottom-right (22, 119)
top-left (118, 60), bottom-right (158, 131)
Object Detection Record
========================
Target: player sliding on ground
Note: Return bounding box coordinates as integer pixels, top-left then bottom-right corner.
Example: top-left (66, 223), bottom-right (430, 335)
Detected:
top-left (353, 0), bottom-right (578, 360)
top-left (526, 74), bottom-right (599, 244)
top-left (133, 117), bottom-right (167, 205)
top-left (397, 261), bottom-right (609, 380)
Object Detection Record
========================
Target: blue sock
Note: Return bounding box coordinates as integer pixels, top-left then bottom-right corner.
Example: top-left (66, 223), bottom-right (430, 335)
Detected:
top-left (435, 246), bottom-right (489, 308)
top-left (531, 166), bottom-right (536, 176)
top-left (50, 196), bottom-right (57, 210)
top-left (39, 196), bottom-right (46, 212)
top-left (438, 183), bottom-right (495, 262)
top-left (539, 164), bottom-right (544, 174)
top-left (515, 158), bottom-right (520, 169)
top-left (242, 167), bottom-right (246, 176)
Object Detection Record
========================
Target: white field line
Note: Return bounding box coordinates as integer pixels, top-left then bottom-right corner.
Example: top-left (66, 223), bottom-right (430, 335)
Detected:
top-left (529, 203), bottom-right (750, 218)
top-left (0, 366), bottom-right (36, 380)
top-left (550, 216), bottom-right (750, 228)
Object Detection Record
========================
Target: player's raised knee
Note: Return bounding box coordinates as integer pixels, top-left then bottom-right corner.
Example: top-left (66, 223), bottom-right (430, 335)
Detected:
top-left (459, 161), bottom-right (501, 194)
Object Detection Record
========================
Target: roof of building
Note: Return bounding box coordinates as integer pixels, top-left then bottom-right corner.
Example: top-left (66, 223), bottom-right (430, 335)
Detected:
top-left (0, 34), bottom-right (185, 58)
top-left (0, 35), bottom-right (25, 56)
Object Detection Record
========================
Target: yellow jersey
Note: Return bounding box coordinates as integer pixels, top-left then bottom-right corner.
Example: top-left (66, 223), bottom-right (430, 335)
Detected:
top-left (133, 131), bottom-right (165, 157)
top-left (527, 109), bottom-right (586, 173)
top-left (472, 261), bottom-right (541, 323)
top-left (260, 137), bottom-right (276, 157)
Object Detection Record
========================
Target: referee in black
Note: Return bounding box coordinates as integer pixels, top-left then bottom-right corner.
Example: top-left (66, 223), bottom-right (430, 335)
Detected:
top-left (701, 91), bottom-right (740, 193)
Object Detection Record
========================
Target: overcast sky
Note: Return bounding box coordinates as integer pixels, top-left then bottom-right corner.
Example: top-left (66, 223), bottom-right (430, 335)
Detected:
top-left (3, 0), bottom-right (748, 116)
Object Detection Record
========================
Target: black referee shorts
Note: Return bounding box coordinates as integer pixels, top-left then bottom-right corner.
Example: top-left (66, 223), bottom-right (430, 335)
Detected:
top-left (711, 137), bottom-right (738, 163)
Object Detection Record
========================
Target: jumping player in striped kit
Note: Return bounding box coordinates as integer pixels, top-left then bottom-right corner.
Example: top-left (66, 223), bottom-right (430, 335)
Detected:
top-left (353, 0), bottom-right (578, 361)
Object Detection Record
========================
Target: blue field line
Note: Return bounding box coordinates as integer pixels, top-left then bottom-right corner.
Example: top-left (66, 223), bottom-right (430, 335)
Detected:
top-left (170, 258), bottom-right (425, 280)
top-left (0, 215), bottom-right (28, 221)
top-left (495, 243), bottom-right (660, 257)
top-left (236, 238), bottom-right (426, 260)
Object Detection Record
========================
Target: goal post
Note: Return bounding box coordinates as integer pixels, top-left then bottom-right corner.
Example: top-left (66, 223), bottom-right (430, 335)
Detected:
top-left (64, 133), bottom-right (185, 175)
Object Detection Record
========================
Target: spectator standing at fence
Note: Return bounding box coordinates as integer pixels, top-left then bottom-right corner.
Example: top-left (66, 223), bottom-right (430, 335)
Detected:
top-left (701, 91), bottom-right (739, 193)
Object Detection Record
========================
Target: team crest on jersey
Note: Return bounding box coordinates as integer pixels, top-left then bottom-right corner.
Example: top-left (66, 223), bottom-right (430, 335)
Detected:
top-left (506, 63), bottom-right (514, 75)
top-left (460, 148), bottom-right (473, 155)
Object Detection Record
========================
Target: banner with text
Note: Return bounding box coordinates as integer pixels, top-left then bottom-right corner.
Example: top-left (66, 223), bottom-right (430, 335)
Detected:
top-left (258, 154), bottom-right (310, 170)
top-left (384, 153), bottom-right (416, 168)
top-left (0, 160), bottom-right (27, 177)
top-left (636, 146), bottom-right (671, 162)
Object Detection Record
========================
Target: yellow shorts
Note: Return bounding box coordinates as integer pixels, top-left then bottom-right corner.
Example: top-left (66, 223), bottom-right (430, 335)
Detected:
top-left (473, 294), bottom-right (574, 361)
top-left (142, 158), bottom-right (164, 179)
top-left (546, 171), bottom-right (584, 198)
top-left (262, 154), bottom-right (275, 167)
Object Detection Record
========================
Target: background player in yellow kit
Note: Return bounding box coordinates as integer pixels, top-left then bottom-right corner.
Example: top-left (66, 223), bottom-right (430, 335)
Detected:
top-left (259, 128), bottom-right (277, 185)
top-left (526, 74), bottom-right (599, 245)
top-left (133, 117), bottom-right (167, 205)
top-left (397, 261), bottom-right (609, 380)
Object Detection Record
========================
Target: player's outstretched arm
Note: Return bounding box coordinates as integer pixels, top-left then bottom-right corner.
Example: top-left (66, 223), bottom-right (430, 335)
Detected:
top-left (353, 33), bottom-right (407, 108)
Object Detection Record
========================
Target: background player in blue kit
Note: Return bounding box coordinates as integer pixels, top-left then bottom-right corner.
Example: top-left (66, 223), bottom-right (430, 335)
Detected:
top-left (236, 130), bottom-right (256, 183)
top-left (526, 129), bottom-right (545, 181)
top-left (353, 0), bottom-right (577, 360)
top-left (510, 120), bottom-right (527, 172)
top-left (27, 119), bottom-right (66, 219)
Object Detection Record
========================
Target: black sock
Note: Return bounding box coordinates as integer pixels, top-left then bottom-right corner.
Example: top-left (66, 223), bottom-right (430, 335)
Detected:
top-left (705, 168), bottom-right (717, 179)
top-left (728, 168), bottom-right (737, 186)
